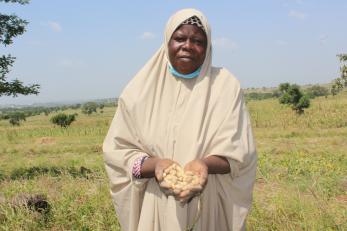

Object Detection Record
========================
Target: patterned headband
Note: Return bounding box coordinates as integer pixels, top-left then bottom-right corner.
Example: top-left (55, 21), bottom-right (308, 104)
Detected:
top-left (181, 16), bottom-right (205, 32)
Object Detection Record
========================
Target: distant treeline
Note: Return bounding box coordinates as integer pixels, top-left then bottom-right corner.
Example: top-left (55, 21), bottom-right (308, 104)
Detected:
top-left (0, 105), bottom-right (80, 118)
top-left (0, 101), bottom-right (117, 115)
top-left (245, 84), bottom-right (330, 101)
top-left (0, 100), bottom-right (118, 125)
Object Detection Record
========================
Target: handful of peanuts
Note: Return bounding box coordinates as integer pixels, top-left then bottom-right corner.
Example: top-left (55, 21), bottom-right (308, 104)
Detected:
top-left (162, 163), bottom-right (201, 195)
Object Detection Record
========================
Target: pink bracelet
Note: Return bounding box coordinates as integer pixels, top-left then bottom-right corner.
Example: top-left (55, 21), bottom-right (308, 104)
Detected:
top-left (132, 156), bottom-right (149, 179)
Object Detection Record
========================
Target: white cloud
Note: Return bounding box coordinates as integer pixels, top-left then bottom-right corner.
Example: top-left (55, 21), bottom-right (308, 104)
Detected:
top-left (140, 32), bottom-right (156, 40)
top-left (39, 21), bottom-right (62, 32)
top-left (212, 37), bottom-right (238, 50)
top-left (47, 21), bottom-right (62, 32)
top-left (276, 40), bottom-right (288, 46)
top-left (288, 10), bottom-right (307, 20)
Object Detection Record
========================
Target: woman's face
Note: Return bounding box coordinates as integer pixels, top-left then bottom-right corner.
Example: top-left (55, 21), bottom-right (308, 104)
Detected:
top-left (168, 24), bottom-right (207, 74)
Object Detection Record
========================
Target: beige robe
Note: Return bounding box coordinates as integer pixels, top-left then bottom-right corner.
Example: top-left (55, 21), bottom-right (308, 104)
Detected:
top-left (103, 9), bottom-right (257, 231)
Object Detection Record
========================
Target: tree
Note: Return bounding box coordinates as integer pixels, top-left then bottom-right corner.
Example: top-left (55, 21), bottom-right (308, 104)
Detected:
top-left (50, 113), bottom-right (77, 128)
top-left (0, 0), bottom-right (40, 97)
top-left (305, 85), bottom-right (329, 98)
top-left (272, 89), bottom-right (282, 98)
top-left (245, 92), bottom-right (273, 101)
top-left (82, 102), bottom-right (98, 115)
top-left (8, 111), bottom-right (26, 125)
top-left (331, 53), bottom-right (347, 95)
top-left (278, 83), bottom-right (310, 114)
top-left (0, 111), bottom-right (26, 125)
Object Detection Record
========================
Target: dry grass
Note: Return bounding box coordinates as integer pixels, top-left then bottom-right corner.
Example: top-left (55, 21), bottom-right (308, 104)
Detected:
top-left (0, 93), bottom-right (346, 230)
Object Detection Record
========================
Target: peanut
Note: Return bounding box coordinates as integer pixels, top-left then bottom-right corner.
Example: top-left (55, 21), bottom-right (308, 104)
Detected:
top-left (162, 164), bottom-right (201, 192)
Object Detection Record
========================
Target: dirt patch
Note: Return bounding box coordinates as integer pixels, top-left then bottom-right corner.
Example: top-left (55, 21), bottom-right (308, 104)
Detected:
top-left (336, 195), bottom-right (347, 204)
top-left (37, 137), bottom-right (56, 145)
top-left (255, 177), bottom-right (267, 191)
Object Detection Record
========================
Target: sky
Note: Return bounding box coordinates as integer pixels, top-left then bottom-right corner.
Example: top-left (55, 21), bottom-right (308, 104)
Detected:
top-left (0, 0), bottom-right (346, 105)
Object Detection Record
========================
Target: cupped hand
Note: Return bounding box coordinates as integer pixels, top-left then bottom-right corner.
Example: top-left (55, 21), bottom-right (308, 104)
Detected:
top-left (177, 159), bottom-right (208, 204)
top-left (155, 159), bottom-right (177, 193)
top-left (184, 159), bottom-right (208, 187)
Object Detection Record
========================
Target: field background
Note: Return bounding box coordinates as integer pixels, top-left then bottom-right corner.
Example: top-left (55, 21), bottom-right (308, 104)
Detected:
top-left (0, 92), bottom-right (346, 230)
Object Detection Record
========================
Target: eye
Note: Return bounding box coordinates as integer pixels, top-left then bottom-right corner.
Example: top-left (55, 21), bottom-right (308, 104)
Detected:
top-left (192, 38), bottom-right (206, 46)
top-left (192, 39), bottom-right (203, 45)
top-left (174, 36), bottom-right (185, 42)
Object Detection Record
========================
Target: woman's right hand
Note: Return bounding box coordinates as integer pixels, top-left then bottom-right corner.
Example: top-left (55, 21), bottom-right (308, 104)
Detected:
top-left (155, 159), bottom-right (177, 182)
top-left (155, 159), bottom-right (177, 195)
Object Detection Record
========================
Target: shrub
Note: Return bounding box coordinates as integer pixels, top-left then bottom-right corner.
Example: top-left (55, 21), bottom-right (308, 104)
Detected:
top-left (245, 92), bottom-right (274, 101)
top-left (278, 83), bottom-right (310, 114)
top-left (8, 112), bottom-right (26, 126)
top-left (331, 54), bottom-right (347, 95)
top-left (305, 85), bottom-right (329, 98)
top-left (82, 102), bottom-right (98, 115)
top-left (50, 113), bottom-right (77, 128)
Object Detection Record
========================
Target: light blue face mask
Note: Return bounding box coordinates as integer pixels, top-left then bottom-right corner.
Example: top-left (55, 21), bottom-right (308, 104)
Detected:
top-left (168, 64), bottom-right (201, 79)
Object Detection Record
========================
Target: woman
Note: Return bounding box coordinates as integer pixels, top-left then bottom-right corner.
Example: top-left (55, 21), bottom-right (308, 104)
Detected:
top-left (103, 8), bottom-right (257, 231)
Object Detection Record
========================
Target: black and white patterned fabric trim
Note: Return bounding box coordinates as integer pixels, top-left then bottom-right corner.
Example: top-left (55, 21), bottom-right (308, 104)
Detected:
top-left (181, 16), bottom-right (205, 32)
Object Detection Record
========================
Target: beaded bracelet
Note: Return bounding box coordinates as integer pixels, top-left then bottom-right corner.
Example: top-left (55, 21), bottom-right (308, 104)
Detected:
top-left (132, 156), bottom-right (149, 179)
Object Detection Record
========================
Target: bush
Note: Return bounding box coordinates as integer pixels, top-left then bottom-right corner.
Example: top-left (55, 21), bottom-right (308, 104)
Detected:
top-left (8, 112), bottom-right (26, 126)
top-left (293, 95), bottom-right (310, 114)
top-left (82, 102), bottom-right (98, 115)
top-left (278, 83), bottom-right (310, 114)
top-left (245, 92), bottom-right (274, 101)
top-left (50, 113), bottom-right (77, 128)
top-left (305, 85), bottom-right (329, 98)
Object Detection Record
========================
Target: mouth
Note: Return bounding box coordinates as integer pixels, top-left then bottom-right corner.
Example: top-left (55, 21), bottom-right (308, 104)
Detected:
top-left (178, 56), bottom-right (193, 61)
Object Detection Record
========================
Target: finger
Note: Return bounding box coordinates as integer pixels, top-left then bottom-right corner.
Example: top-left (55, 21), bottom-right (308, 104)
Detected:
top-left (178, 193), bottom-right (191, 202)
top-left (189, 185), bottom-right (203, 192)
top-left (173, 188), bottom-right (182, 195)
top-left (201, 169), bottom-right (208, 180)
top-left (179, 193), bottom-right (195, 204)
top-left (184, 170), bottom-right (195, 176)
top-left (159, 181), bottom-right (171, 189)
top-left (199, 174), bottom-right (208, 186)
top-left (179, 189), bottom-right (191, 198)
top-left (155, 168), bottom-right (163, 182)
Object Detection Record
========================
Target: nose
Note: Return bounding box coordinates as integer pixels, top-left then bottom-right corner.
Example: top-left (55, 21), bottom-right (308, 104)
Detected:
top-left (182, 39), bottom-right (193, 50)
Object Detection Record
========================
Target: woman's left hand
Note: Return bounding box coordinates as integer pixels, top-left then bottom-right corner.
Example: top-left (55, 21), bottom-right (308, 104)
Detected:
top-left (177, 159), bottom-right (208, 203)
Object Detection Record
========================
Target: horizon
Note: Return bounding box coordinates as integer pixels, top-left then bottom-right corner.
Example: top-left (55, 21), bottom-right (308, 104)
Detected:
top-left (1, 0), bottom-right (346, 105)
top-left (0, 82), bottom-right (333, 108)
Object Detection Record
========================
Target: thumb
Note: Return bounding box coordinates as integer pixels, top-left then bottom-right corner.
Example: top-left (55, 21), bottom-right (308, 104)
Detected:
top-left (155, 168), bottom-right (163, 181)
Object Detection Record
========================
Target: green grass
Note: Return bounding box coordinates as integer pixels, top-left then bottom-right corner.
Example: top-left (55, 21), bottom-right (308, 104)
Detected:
top-left (0, 93), bottom-right (346, 230)
top-left (247, 92), bottom-right (347, 230)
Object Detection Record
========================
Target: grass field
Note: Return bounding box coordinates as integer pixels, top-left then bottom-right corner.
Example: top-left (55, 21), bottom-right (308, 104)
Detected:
top-left (0, 92), bottom-right (346, 230)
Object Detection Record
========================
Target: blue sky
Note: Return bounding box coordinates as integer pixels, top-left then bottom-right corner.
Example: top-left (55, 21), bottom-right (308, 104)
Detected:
top-left (1, 0), bottom-right (346, 105)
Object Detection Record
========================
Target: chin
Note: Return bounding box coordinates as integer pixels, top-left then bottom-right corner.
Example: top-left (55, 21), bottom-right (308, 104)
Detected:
top-left (177, 68), bottom-right (194, 74)
top-left (175, 64), bottom-right (196, 74)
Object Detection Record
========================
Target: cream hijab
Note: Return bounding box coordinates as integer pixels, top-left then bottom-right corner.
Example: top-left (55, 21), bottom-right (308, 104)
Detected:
top-left (103, 8), bottom-right (257, 231)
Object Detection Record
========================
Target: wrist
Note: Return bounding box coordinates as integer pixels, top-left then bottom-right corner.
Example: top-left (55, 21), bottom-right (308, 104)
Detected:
top-left (132, 155), bottom-right (149, 179)
top-left (201, 155), bottom-right (230, 174)
top-left (141, 156), bottom-right (160, 178)
top-left (201, 158), bottom-right (209, 173)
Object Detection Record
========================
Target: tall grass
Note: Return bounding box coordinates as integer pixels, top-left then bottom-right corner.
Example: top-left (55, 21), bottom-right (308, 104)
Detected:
top-left (0, 93), bottom-right (346, 230)
top-left (247, 92), bottom-right (347, 230)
